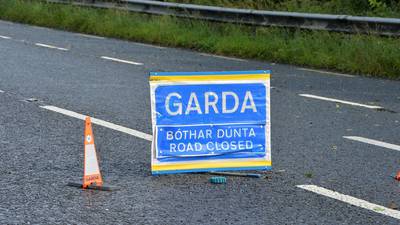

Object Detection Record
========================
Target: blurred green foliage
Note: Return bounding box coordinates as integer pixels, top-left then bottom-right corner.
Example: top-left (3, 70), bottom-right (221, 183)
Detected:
top-left (167, 0), bottom-right (400, 17)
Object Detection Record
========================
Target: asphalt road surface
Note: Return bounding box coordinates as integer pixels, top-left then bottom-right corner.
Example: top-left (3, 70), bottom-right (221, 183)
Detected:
top-left (0, 19), bottom-right (400, 224)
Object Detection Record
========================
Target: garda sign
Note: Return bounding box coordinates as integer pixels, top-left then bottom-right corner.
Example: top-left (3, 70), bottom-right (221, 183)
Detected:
top-left (149, 70), bottom-right (271, 174)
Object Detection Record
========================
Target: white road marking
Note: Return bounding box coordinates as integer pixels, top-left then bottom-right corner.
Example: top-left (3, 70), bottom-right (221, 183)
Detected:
top-left (299, 94), bottom-right (383, 109)
top-left (101, 56), bottom-right (143, 65)
top-left (298, 68), bottom-right (356, 78)
top-left (199, 53), bottom-right (247, 62)
top-left (35, 43), bottom-right (68, 51)
top-left (77, 33), bottom-right (105, 39)
top-left (0, 90), bottom-right (4, 93)
top-left (40, 105), bottom-right (153, 141)
top-left (343, 136), bottom-right (400, 152)
top-left (297, 185), bottom-right (400, 220)
top-left (133, 42), bottom-right (165, 49)
top-left (0, 35), bottom-right (11, 39)
top-left (32, 25), bottom-right (51, 31)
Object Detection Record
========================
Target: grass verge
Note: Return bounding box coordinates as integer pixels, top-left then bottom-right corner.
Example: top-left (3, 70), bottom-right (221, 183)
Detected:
top-left (0, 0), bottom-right (399, 79)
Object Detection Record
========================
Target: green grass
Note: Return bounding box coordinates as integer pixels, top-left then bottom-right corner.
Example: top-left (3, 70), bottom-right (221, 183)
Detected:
top-left (168, 0), bottom-right (400, 18)
top-left (0, 0), bottom-right (399, 79)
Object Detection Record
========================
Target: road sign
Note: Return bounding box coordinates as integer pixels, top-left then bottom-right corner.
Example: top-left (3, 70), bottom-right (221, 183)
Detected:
top-left (149, 70), bottom-right (271, 174)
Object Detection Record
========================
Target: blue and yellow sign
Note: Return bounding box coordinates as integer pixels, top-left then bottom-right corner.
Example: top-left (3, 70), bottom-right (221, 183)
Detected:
top-left (149, 70), bottom-right (271, 174)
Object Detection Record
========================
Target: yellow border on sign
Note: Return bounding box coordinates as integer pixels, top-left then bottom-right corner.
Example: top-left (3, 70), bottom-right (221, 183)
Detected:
top-left (152, 160), bottom-right (272, 171)
top-left (149, 74), bottom-right (270, 82)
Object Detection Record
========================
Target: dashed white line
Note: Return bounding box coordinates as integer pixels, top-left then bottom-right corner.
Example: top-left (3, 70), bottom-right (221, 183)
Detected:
top-left (35, 43), bottom-right (69, 51)
top-left (299, 94), bottom-right (383, 109)
top-left (101, 56), bottom-right (143, 65)
top-left (343, 136), bottom-right (400, 152)
top-left (298, 68), bottom-right (356, 78)
top-left (133, 42), bottom-right (165, 49)
top-left (297, 185), bottom-right (400, 220)
top-left (0, 35), bottom-right (11, 39)
top-left (199, 53), bottom-right (247, 62)
top-left (77, 33), bottom-right (105, 40)
top-left (0, 90), bottom-right (4, 93)
top-left (40, 105), bottom-right (152, 141)
top-left (32, 25), bottom-right (51, 31)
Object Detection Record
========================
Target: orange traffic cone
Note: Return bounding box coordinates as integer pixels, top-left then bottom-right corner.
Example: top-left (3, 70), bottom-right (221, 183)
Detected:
top-left (83, 117), bottom-right (103, 188)
top-left (67, 117), bottom-right (116, 191)
top-left (395, 171), bottom-right (400, 181)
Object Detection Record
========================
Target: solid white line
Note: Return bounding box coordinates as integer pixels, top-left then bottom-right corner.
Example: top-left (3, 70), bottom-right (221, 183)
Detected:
top-left (35, 43), bottom-right (68, 51)
top-left (40, 105), bottom-right (153, 141)
top-left (343, 136), bottom-right (400, 152)
top-left (298, 68), bottom-right (356, 78)
top-left (77, 33), bottom-right (105, 40)
top-left (0, 35), bottom-right (11, 39)
top-left (297, 185), bottom-right (400, 220)
top-left (199, 53), bottom-right (247, 62)
top-left (100, 56), bottom-right (143, 65)
top-left (299, 94), bottom-right (383, 109)
top-left (0, 90), bottom-right (4, 93)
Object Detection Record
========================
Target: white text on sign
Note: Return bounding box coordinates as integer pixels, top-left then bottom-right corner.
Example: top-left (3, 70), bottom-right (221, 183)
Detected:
top-left (165, 91), bottom-right (257, 115)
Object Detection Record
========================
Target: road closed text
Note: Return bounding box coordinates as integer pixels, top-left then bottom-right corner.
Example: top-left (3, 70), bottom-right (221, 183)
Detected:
top-left (156, 125), bottom-right (266, 158)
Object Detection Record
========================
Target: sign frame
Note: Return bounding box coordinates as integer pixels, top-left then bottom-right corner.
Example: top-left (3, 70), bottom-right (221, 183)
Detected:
top-left (149, 70), bottom-right (271, 175)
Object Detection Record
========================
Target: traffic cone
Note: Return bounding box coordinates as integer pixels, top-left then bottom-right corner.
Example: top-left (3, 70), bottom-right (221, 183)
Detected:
top-left (82, 116), bottom-right (103, 188)
top-left (395, 171), bottom-right (400, 181)
top-left (67, 116), bottom-right (116, 191)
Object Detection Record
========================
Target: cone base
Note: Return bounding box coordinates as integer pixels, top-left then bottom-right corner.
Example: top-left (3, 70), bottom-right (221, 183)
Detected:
top-left (67, 182), bottom-right (118, 191)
